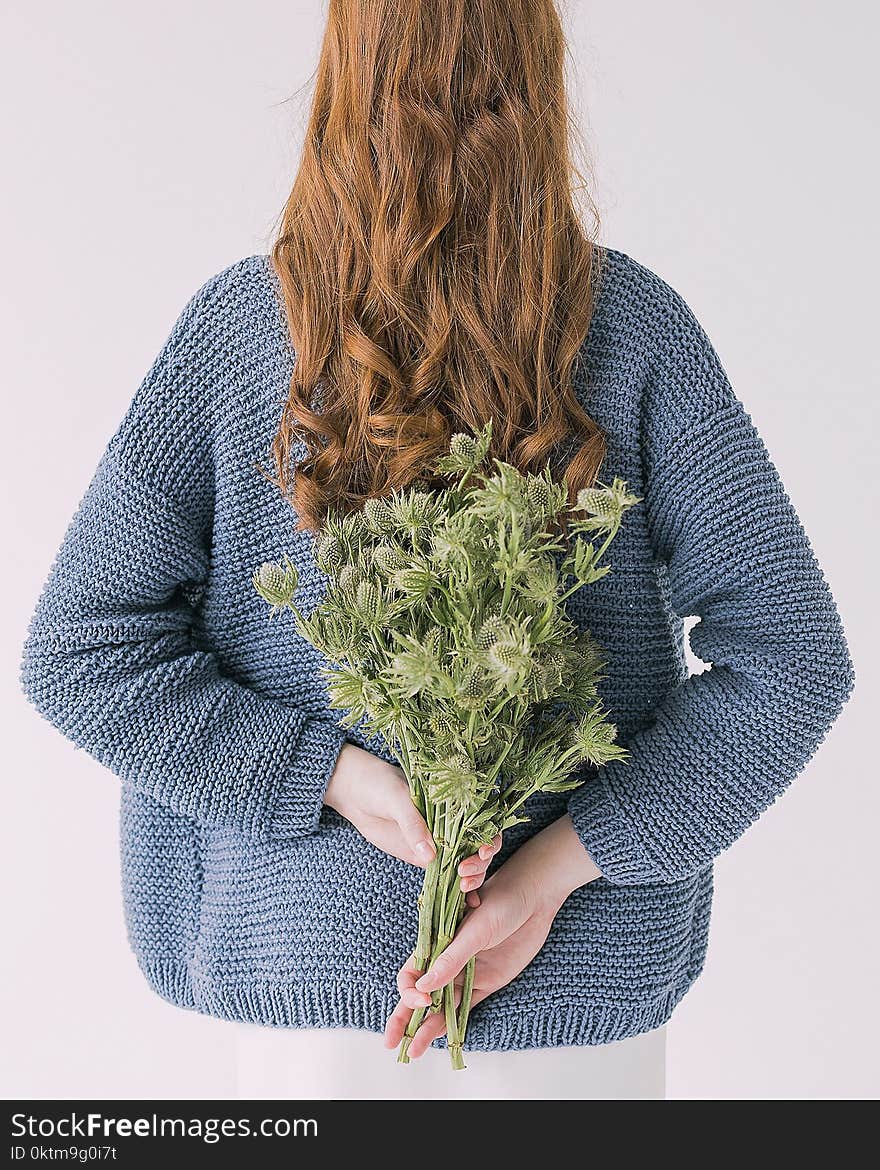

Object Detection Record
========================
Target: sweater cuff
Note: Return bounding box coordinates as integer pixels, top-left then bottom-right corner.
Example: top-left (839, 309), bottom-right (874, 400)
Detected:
top-left (269, 716), bottom-right (347, 839)
top-left (567, 777), bottom-right (665, 886)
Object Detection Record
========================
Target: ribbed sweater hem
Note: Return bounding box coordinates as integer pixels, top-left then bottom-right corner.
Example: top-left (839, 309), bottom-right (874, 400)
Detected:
top-left (137, 955), bottom-right (693, 1051)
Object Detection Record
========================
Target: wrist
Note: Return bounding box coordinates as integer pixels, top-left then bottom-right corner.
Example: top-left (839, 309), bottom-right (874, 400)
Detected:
top-left (324, 742), bottom-right (358, 813)
top-left (534, 813), bottom-right (602, 911)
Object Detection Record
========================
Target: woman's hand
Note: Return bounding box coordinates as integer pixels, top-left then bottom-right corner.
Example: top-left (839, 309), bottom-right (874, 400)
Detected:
top-left (324, 744), bottom-right (500, 885)
top-left (384, 813), bottom-right (600, 1057)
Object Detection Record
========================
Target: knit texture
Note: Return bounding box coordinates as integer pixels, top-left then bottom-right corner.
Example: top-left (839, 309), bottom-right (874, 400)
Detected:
top-left (20, 247), bottom-right (855, 1048)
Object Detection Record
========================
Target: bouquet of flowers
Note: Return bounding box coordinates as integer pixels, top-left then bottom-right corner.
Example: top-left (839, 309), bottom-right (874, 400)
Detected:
top-left (253, 423), bottom-right (638, 1068)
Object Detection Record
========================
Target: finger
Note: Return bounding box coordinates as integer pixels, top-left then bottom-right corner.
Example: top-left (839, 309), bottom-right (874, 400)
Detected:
top-left (383, 998), bottom-right (413, 1049)
top-left (478, 834), bottom-right (502, 861)
top-left (465, 890), bottom-right (481, 909)
top-left (405, 974), bottom-right (498, 1059)
top-left (415, 909), bottom-right (493, 993)
top-left (458, 833), bottom-right (503, 879)
top-left (457, 854), bottom-right (491, 878)
top-left (395, 800), bottom-right (436, 867)
top-left (456, 838), bottom-right (502, 881)
top-left (407, 985), bottom-right (461, 1060)
top-left (396, 956), bottom-right (432, 1009)
top-left (457, 856), bottom-right (491, 892)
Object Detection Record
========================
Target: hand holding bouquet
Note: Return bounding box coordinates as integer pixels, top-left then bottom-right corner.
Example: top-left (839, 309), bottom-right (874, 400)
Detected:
top-left (254, 424), bottom-right (638, 1068)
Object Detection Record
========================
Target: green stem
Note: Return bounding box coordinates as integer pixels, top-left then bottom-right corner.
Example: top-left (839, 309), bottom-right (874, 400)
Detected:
top-left (443, 883), bottom-right (465, 940)
top-left (482, 735), bottom-right (516, 787)
top-left (398, 926), bottom-right (453, 1063)
top-left (456, 955), bottom-right (476, 1056)
top-left (559, 521), bottom-right (621, 601)
top-left (398, 816), bottom-right (473, 1065)
top-left (445, 980), bottom-right (465, 1071)
top-left (413, 856), bottom-right (441, 972)
top-left (500, 573), bottom-right (512, 617)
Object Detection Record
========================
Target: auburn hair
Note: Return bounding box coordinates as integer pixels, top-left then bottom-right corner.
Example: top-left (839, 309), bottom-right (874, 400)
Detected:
top-left (271, 0), bottom-right (607, 531)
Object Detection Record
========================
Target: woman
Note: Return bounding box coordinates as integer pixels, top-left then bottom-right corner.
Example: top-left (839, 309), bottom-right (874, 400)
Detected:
top-left (21, 0), bottom-right (853, 1100)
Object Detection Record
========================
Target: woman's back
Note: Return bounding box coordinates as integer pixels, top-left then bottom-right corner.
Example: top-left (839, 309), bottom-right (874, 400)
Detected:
top-left (21, 245), bottom-right (852, 1046)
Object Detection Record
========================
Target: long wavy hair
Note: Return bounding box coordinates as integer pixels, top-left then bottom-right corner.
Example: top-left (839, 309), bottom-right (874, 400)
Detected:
top-left (271, 0), bottom-right (606, 531)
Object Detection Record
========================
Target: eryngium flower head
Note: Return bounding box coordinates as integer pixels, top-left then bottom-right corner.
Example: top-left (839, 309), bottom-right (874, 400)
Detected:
top-left (478, 621), bottom-right (533, 689)
top-left (314, 532), bottom-right (344, 576)
top-left (476, 615), bottom-right (509, 649)
top-left (524, 472), bottom-right (567, 523)
top-left (386, 634), bottom-right (450, 699)
top-left (393, 490), bottom-right (440, 534)
top-left (569, 704), bottom-right (628, 766)
top-left (427, 754), bottom-right (481, 805)
top-left (428, 712), bottom-right (456, 744)
top-left (253, 558), bottom-right (298, 610)
top-left (373, 542), bottom-right (408, 577)
top-left (363, 496), bottom-right (398, 536)
top-left (458, 667), bottom-right (491, 711)
top-left (393, 566), bottom-right (435, 600)
top-left (337, 564), bottom-right (362, 590)
top-left (574, 477), bottom-right (642, 530)
top-left (353, 580), bottom-right (386, 625)
top-left (435, 421), bottom-right (493, 477)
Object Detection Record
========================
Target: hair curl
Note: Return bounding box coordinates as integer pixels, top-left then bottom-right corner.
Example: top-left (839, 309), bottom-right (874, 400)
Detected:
top-left (271, 0), bottom-right (606, 531)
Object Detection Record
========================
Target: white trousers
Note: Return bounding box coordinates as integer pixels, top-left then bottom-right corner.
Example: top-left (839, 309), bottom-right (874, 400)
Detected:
top-left (233, 1022), bottom-right (665, 1100)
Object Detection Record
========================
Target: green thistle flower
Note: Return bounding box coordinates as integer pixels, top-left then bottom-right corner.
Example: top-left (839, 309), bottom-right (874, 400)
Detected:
top-left (435, 421), bottom-right (493, 477)
top-left (353, 580), bottom-right (386, 625)
top-left (476, 615), bottom-right (509, 649)
top-left (363, 496), bottom-right (398, 536)
top-left (482, 627), bottom-right (532, 690)
top-left (570, 704), bottom-right (629, 766)
top-left (393, 490), bottom-right (439, 533)
top-left (373, 542), bottom-right (408, 576)
top-left (575, 488), bottom-right (618, 522)
top-left (393, 566), bottom-right (435, 600)
top-left (455, 667), bottom-right (488, 711)
top-left (574, 477), bottom-right (641, 529)
top-left (252, 558), bottom-right (299, 610)
top-left (337, 564), bottom-right (362, 590)
top-left (314, 532), bottom-right (344, 576)
top-left (428, 712), bottom-right (456, 743)
top-left (524, 472), bottom-right (566, 523)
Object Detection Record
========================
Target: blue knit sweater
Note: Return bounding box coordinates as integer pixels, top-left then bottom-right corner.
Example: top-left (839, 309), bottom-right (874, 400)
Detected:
top-left (21, 247), bottom-right (854, 1048)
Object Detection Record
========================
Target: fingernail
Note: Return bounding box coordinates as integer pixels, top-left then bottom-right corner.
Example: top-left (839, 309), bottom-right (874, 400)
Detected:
top-left (458, 863), bottom-right (478, 876)
top-left (415, 840), bottom-right (434, 862)
top-left (479, 845), bottom-right (492, 860)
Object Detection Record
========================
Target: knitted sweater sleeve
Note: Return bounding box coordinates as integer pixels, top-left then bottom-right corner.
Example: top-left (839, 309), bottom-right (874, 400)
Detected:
top-left (20, 270), bottom-right (346, 839)
top-left (567, 277), bottom-right (855, 885)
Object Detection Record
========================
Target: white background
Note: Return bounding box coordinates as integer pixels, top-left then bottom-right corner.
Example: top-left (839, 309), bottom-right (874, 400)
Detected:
top-left (2, 1), bottom-right (877, 1100)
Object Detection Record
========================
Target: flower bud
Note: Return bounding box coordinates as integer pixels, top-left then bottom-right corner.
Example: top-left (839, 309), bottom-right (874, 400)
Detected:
top-left (252, 559), bottom-right (298, 608)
